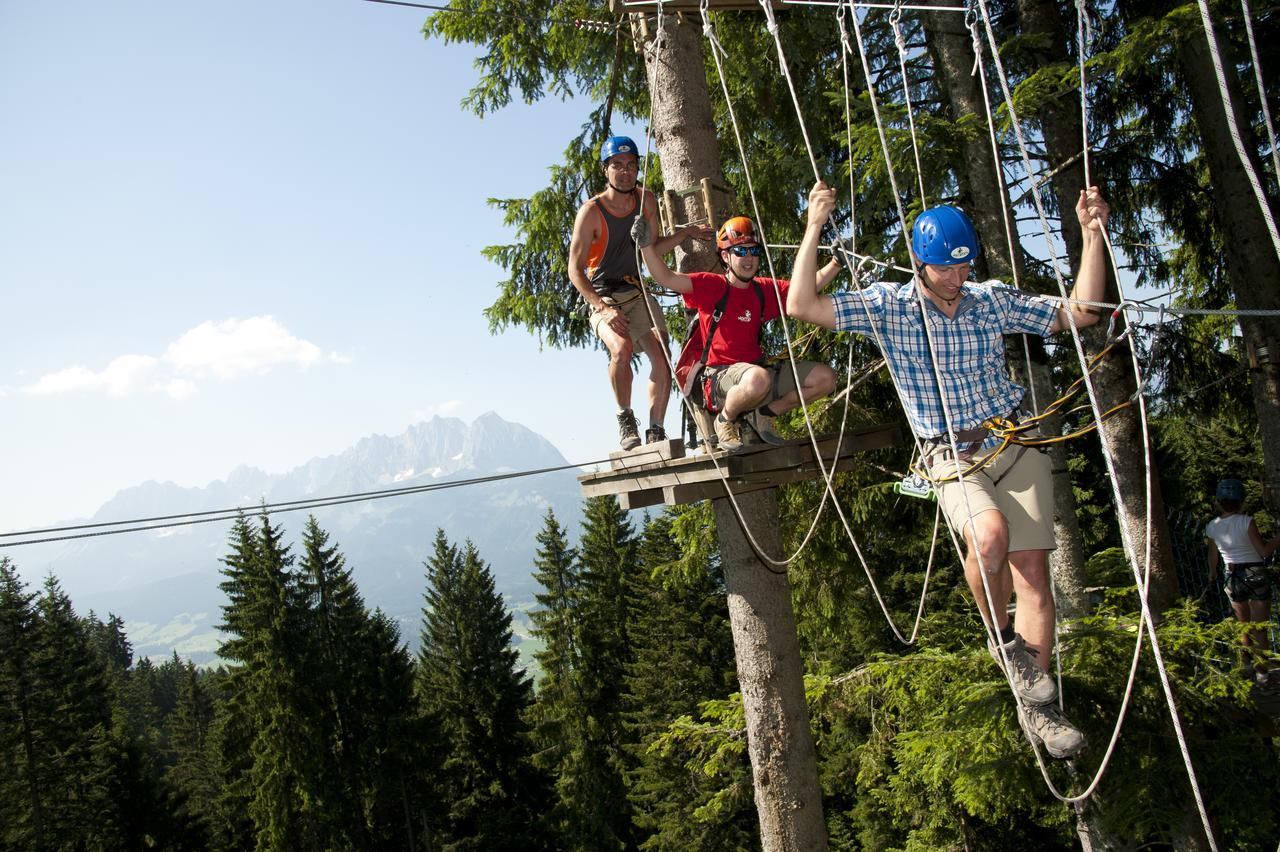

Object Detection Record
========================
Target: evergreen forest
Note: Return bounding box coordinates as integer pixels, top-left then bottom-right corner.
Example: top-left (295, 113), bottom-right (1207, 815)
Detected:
top-left (4, 0), bottom-right (1280, 848)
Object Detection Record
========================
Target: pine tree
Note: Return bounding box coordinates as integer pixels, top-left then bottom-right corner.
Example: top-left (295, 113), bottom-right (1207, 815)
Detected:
top-left (623, 510), bottom-right (750, 849)
top-left (0, 558), bottom-right (48, 850)
top-left (525, 508), bottom-right (586, 845)
top-left (29, 575), bottom-right (123, 847)
top-left (417, 530), bottom-right (548, 850)
top-left (166, 658), bottom-right (218, 837)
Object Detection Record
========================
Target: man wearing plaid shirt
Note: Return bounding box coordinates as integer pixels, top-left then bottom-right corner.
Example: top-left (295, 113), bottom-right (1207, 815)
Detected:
top-left (788, 181), bottom-right (1110, 759)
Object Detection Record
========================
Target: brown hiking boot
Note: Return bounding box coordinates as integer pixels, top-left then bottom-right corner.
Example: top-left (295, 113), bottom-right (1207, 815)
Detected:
top-left (617, 410), bottom-right (641, 451)
top-left (644, 425), bottom-right (667, 444)
top-left (714, 413), bottom-right (744, 452)
top-left (988, 633), bottom-right (1058, 705)
top-left (1019, 701), bottom-right (1086, 759)
top-left (748, 410), bottom-right (786, 445)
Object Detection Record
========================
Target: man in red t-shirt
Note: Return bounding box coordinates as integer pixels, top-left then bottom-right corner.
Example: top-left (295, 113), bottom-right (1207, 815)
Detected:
top-left (638, 214), bottom-right (840, 451)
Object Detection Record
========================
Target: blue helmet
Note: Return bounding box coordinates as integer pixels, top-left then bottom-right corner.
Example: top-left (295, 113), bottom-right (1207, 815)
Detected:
top-left (912, 205), bottom-right (980, 266)
top-left (600, 135), bottom-right (638, 163)
top-left (1216, 478), bottom-right (1245, 502)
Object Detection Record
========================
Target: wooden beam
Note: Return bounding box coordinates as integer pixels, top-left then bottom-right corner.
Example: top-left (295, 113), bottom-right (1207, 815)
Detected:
top-left (579, 424), bottom-right (900, 506)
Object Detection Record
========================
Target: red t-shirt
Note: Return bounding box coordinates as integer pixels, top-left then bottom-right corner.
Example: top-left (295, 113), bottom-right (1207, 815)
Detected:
top-left (683, 272), bottom-right (789, 367)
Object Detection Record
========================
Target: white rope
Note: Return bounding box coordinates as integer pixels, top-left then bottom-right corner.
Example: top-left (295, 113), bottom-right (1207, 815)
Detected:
top-left (1238, 0), bottom-right (1280, 187)
top-left (976, 0), bottom-right (1217, 832)
top-left (1194, 0), bottom-right (1280, 264)
top-left (890, 3), bottom-right (929, 205)
top-left (694, 0), bottom-right (941, 641)
top-left (629, 1), bottom-right (850, 576)
top-left (968, 11), bottom-right (1038, 413)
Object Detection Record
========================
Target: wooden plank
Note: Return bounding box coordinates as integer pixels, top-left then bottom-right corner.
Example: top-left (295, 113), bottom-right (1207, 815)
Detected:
top-left (619, 488), bottom-right (667, 511)
top-left (609, 438), bottom-right (685, 470)
top-left (661, 454), bottom-right (864, 505)
top-left (579, 423), bottom-right (900, 504)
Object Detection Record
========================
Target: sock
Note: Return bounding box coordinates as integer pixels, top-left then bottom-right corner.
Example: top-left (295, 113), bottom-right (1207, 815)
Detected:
top-left (619, 407), bottom-right (632, 416)
top-left (998, 621), bottom-right (1016, 645)
top-left (651, 422), bottom-right (662, 431)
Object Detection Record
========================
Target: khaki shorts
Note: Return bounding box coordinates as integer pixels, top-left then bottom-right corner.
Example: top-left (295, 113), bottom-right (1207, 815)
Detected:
top-left (589, 290), bottom-right (669, 345)
top-left (926, 443), bottom-right (1056, 552)
top-left (708, 360), bottom-right (821, 413)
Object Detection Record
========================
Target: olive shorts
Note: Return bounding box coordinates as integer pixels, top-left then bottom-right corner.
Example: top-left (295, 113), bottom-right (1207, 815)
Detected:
top-left (589, 290), bottom-right (668, 345)
top-left (926, 443), bottom-right (1056, 552)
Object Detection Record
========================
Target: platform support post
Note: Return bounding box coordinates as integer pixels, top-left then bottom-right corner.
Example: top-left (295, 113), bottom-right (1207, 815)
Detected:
top-left (712, 488), bottom-right (828, 852)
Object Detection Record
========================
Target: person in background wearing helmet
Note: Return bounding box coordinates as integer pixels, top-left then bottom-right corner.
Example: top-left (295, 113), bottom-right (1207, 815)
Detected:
top-left (1204, 478), bottom-right (1280, 683)
top-left (788, 180), bottom-right (1111, 759)
top-left (569, 136), bottom-right (714, 451)
top-left (633, 212), bottom-right (839, 451)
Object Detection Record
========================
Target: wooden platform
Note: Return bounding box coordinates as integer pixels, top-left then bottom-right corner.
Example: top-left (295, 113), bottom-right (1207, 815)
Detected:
top-left (579, 424), bottom-right (900, 510)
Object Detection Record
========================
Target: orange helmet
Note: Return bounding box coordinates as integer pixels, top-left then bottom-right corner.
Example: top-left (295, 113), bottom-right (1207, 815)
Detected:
top-left (716, 216), bottom-right (759, 250)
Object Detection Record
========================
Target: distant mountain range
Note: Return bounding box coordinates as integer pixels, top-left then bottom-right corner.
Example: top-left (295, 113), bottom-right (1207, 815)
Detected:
top-left (9, 413), bottom-right (584, 664)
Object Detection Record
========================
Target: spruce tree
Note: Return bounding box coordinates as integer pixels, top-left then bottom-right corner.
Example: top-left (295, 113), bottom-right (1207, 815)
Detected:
top-left (166, 658), bottom-right (218, 838)
top-left (30, 575), bottom-right (123, 848)
top-left (525, 508), bottom-right (586, 846)
top-left (0, 558), bottom-right (47, 850)
top-left (417, 530), bottom-right (548, 850)
top-left (574, 496), bottom-right (638, 850)
top-left (623, 510), bottom-right (750, 849)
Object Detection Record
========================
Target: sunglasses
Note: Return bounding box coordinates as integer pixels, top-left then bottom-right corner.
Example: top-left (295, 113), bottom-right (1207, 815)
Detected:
top-left (728, 245), bottom-right (762, 257)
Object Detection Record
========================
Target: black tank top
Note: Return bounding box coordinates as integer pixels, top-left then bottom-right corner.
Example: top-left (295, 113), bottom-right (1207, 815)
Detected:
top-left (584, 195), bottom-right (642, 297)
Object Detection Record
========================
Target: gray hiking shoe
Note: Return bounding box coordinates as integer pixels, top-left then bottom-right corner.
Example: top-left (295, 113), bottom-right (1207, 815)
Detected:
top-left (644, 425), bottom-right (667, 444)
top-left (988, 633), bottom-right (1058, 705)
top-left (1019, 701), bottom-right (1086, 759)
top-left (714, 413), bottom-right (744, 452)
top-left (618, 410), bottom-right (641, 451)
top-left (748, 410), bottom-right (786, 446)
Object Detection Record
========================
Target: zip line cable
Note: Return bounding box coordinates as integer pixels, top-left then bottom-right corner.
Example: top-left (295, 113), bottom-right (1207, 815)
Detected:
top-left (0, 457), bottom-right (613, 549)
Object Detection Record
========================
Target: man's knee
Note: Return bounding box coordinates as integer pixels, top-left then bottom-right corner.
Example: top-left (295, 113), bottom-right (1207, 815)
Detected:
top-left (965, 513), bottom-right (1010, 572)
top-left (806, 363), bottom-right (837, 396)
top-left (609, 339), bottom-right (635, 362)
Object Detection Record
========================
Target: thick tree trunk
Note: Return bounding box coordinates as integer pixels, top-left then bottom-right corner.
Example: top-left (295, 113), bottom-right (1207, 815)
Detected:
top-left (642, 14), bottom-right (828, 849)
top-left (1014, 0), bottom-right (1182, 615)
top-left (1177, 13), bottom-right (1280, 512)
top-left (642, 11), bottom-right (724, 277)
top-left (923, 8), bottom-right (1093, 620)
top-left (713, 490), bottom-right (828, 852)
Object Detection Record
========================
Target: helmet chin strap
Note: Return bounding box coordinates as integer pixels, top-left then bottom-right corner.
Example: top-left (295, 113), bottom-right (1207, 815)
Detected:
top-left (607, 181), bottom-right (636, 195)
top-left (916, 264), bottom-right (959, 306)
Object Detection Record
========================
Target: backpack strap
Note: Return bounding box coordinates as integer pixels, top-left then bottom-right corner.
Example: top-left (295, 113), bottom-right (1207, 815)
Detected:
top-left (680, 282), bottom-right (735, 400)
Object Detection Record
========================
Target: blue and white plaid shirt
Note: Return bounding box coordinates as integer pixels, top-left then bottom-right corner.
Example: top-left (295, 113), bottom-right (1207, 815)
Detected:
top-left (830, 281), bottom-right (1059, 447)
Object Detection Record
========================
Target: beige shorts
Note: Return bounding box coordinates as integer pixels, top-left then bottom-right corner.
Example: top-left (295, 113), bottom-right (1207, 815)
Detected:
top-left (708, 360), bottom-right (821, 412)
top-left (589, 290), bottom-right (669, 345)
top-left (926, 443), bottom-right (1056, 552)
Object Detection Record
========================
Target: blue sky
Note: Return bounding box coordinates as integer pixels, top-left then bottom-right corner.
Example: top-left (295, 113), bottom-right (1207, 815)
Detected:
top-left (1, 0), bottom-right (642, 530)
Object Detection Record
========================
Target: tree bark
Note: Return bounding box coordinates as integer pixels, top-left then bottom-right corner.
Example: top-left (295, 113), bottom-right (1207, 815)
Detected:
top-left (1013, 0), bottom-right (1182, 615)
top-left (714, 490), bottom-right (828, 852)
top-left (642, 11), bottom-right (724, 276)
top-left (1177, 11), bottom-right (1280, 513)
top-left (642, 14), bottom-right (828, 849)
top-left (923, 7), bottom-right (1093, 620)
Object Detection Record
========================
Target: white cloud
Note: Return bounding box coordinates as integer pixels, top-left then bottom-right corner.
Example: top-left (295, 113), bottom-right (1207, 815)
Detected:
top-left (164, 316), bottom-right (344, 379)
top-left (21, 316), bottom-right (346, 398)
top-left (25, 354), bottom-right (158, 397)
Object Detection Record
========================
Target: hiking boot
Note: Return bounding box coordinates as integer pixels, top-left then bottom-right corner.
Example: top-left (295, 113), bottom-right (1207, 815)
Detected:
top-left (1019, 701), bottom-right (1086, 759)
top-left (748, 410), bottom-right (786, 446)
top-left (988, 633), bottom-right (1058, 705)
top-left (644, 425), bottom-right (667, 444)
top-left (715, 413), bottom-right (744, 452)
top-left (617, 410), bottom-right (641, 451)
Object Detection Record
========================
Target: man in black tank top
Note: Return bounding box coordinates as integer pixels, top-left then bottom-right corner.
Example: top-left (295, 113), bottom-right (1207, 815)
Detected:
top-left (568, 136), bottom-right (712, 450)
